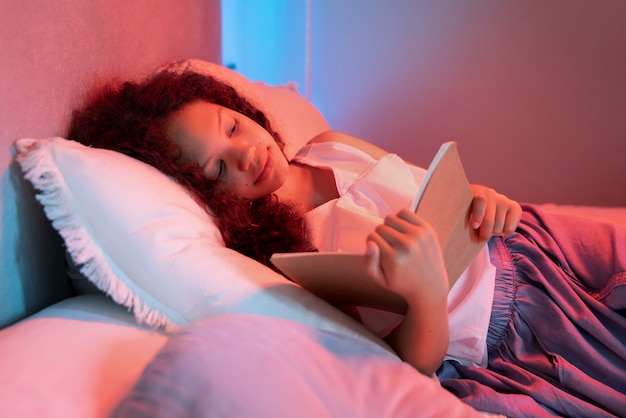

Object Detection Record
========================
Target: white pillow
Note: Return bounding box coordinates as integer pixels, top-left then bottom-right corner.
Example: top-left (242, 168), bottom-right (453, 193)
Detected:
top-left (13, 136), bottom-right (389, 352)
top-left (13, 62), bottom-right (389, 347)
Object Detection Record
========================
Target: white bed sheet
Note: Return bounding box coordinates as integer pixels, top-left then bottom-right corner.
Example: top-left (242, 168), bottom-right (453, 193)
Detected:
top-left (0, 295), bottom-right (487, 418)
top-left (113, 314), bottom-right (487, 418)
top-left (0, 294), bottom-right (167, 418)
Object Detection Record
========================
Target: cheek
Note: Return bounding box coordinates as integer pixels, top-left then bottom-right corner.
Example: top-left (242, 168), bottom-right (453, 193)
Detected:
top-left (275, 157), bottom-right (290, 183)
top-left (223, 177), bottom-right (257, 200)
top-left (267, 158), bottom-right (289, 194)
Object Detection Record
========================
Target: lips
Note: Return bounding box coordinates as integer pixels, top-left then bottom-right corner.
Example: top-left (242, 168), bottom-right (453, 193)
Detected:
top-left (254, 151), bottom-right (272, 184)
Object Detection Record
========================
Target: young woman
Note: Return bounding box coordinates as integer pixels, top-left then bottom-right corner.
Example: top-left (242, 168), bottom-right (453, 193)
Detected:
top-left (68, 66), bottom-right (626, 417)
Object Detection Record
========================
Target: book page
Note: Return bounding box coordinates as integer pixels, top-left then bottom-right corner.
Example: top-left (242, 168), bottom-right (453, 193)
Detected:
top-left (270, 141), bottom-right (485, 312)
top-left (410, 142), bottom-right (484, 288)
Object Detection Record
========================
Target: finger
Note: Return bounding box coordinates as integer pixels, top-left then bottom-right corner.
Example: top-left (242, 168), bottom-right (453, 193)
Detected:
top-left (365, 233), bottom-right (399, 288)
top-left (502, 201), bottom-right (523, 235)
top-left (382, 209), bottom-right (424, 234)
top-left (478, 196), bottom-right (496, 241)
top-left (381, 214), bottom-right (409, 234)
top-left (395, 208), bottom-right (423, 225)
top-left (375, 223), bottom-right (413, 249)
top-left (492, 201), bottom-right (508, 235)
top-left (364, 239), bottom-right (384, 282)
top-left (471, 195), bottom-right (488, 230)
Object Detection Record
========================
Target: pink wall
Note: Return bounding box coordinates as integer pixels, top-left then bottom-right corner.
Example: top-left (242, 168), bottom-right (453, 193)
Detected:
top-left (0, 0), bottom-right (221, 142)
top-left (0, 0), bottom-right (221, 326)
top-left (312, 1), bottom-right (626, 206)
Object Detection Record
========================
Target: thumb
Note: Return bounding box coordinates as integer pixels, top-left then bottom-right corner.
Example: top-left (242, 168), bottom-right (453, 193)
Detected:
top-left (364, 240), bottom-right (385, 285)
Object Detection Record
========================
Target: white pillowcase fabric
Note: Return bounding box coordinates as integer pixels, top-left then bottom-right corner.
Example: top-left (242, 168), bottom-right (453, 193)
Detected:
top-left (14, 136), bottom-right (388, 352)
top-left (13, 61), bottom-right (390, 350)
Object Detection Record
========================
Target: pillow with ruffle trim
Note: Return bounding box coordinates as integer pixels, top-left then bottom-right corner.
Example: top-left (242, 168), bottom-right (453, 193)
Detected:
top-left (13, 136), bottom-right (385, 351)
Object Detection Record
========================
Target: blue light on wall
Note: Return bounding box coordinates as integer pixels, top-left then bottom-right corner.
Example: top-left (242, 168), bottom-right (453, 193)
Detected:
top-left (221, 0), bottom-right (310, 96)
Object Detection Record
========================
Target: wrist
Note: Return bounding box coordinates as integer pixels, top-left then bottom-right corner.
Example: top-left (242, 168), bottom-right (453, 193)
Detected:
top-left (402, 286), bottom-right (448, 312)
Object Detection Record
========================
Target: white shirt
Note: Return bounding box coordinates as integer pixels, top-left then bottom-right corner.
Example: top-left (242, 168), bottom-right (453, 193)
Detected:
top-left (293, 141), bottom-right (494, 366)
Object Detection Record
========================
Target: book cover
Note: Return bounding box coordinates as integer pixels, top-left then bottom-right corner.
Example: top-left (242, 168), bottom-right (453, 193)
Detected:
top-left (270, 141), bottom-right (485, 313)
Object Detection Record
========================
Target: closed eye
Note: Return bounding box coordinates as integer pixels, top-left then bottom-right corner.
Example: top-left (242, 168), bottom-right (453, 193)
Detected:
top-left (228, 120), bottom-right (239, 138)
top-left (216, 160), bottom-right (225, 180)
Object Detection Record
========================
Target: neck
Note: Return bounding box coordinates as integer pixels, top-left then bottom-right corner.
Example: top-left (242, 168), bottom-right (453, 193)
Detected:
top-left (274, 162), bottom-right (338, 213)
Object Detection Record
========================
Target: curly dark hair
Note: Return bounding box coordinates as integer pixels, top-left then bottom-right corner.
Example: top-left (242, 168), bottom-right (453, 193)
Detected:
top-left (67, 64), bottom-right (315, 268)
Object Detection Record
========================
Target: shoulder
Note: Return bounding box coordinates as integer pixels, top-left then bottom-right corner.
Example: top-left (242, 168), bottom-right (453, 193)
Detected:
top-left (306, 130), bottom-right (390, 160)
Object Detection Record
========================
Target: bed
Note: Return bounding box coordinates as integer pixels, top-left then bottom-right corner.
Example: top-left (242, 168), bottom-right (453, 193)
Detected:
top-left (2, 3), bottom-right (626, 418)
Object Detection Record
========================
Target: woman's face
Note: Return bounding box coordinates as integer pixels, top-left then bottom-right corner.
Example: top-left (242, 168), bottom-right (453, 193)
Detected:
top-left (167, 101), bottom-right (290, 201)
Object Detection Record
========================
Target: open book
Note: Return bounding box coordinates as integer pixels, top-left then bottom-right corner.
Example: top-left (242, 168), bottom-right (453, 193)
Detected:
top-left (270, 142), bottom-right (485, 313)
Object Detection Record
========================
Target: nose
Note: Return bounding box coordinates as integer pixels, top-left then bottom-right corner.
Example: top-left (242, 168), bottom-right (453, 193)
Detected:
top-left (230, 141), bottom-right (256, 172)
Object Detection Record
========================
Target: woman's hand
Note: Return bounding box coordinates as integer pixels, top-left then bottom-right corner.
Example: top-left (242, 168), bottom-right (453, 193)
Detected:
top-left (470, 184), bottom-right (522, 242)
top-left (364, 209), bottom-right (448, 302)
top-left (363, 209), bottom-right (449, 375)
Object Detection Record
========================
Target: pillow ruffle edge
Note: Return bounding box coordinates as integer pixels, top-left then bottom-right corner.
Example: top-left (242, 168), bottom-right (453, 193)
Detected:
top-left (14, 137), bottom-right (178, 332)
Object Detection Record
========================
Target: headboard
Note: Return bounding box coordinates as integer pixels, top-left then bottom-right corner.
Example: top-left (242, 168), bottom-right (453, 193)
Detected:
top-left (0, 1), bottom-right (221, 328)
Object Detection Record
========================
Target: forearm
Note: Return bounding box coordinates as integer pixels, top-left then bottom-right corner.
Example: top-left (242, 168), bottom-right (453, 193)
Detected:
top-left (385, 295), bottom-right (449, 376)
top-left (365, 209), bottom-right (450, 375)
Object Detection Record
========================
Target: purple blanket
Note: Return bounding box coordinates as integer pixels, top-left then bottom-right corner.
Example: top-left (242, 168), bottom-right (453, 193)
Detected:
top-left (439, 204), bottom-right (626, 417)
